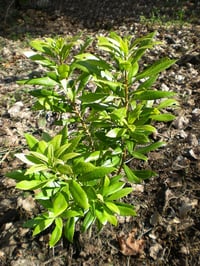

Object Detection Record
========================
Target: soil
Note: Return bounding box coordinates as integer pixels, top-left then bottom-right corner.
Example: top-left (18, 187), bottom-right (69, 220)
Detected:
top-left (0, 1), bottom-right (200, 265)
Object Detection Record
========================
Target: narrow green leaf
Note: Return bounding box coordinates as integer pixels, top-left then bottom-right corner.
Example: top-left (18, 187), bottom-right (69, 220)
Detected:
top-left (132, 170), bottom-right (157, 179)
top-left (103, 209), bottom-right (118, 226)
top-left (29, 151), bottom-right (49, 163)
top-left (49, 217), bottom-right (63, 247)
top-left (63, 209), bottom-right (83, 218)
top-left (103, 182), bottom-right (125, 197)
top-left (79, 166), bottom-right (115, 181)
top-left (73, 161), bottom-right (96, 175)
top-left (123, 164), bottom-right (141, 183)
top-left (95, 208), bottom-right (107, 225)
top-left (25, 77), bottom-right (58, 86)
top-left (105, 201), bottom-right (120, 214)
top-left (69, 180), bottom-right (89, 209)
top-left (131, 151), bottom-right (148, 161)
top-left (64, 217), bottom-right (76, 243)
top-left (33, 217), bottom-right (54, 236)
top-left (157, 99), bottom-right (179, 110)
top-left (81, 211), bottom-right (95, 232)
top-left (61, 152), bottom-right (80, 162)
top-left (107, 187), bottom-right (133, 201)
top-left (55, 143), bottom-right (71, 158)
top-left (133, 90), bottom-right (175, 100)
top-left (79, 93), bottom-right (108, 103)
top-left (150, 113), bottom-right (176, 121)
top-left (135, 58), bottom-right (176, 80)
top-left (29, 54), bottom-right (55, 67)
top-left (16, 179), bottom-right (48, 190)
top-left (136, 141), bottom-right (166, 154)
top-left (115, 202), bottom-right (137, 216)
top-left (85, 151), bottom-right (101, 162)
top-left (25, 164), bottom-right (49, 175)
top-left (6, 170), bottom-right (26, 181)
top-left (106, 128), bottom-right (126, 138)
top-left (15, 153), bottom-right (35, 165)
top-left (50, 134), bottom-right (62, 152)
top-left (52, 192), bottom-right (68, 217)
top-left (25, 134), bottom-right (39, 150)
top-left (57, 164), bottom-right (73, 175)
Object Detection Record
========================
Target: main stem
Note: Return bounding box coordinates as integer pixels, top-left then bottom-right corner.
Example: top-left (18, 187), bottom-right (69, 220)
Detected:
top-left (73, 103), bottom-right (95, 150)
top-left (124, 70), bottom-right (129, 112)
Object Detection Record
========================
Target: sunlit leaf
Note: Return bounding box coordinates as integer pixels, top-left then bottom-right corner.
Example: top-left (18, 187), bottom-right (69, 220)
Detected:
top-left (33, 216), bottom-right (54, 236)
top-left (69, 180), bottom-right (89, 209)
top-left (16, 179), bottom-right (48, 190)
top-left (123, 164), bottom-right (141, 183)
top-left (107, 187), bottom-right (133, 200)
top-left (49, 217), bottom-right (63, 247)
top-left (64, 217), bottom-right (76, 243)
top-left (115, 202), bottom-right (136, 216)
top-left (52, 192), bottom-right (68, 217)
top-left (150, 113), bottom-right (176, 121)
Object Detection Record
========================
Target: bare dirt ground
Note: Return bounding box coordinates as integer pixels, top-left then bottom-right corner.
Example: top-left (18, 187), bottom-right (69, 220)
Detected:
top-left (0, 1), bottom-right (200, 265)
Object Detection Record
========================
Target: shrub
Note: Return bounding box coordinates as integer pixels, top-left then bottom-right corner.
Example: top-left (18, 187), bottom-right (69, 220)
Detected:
top-left (7, 32), bottom-right (177, 247)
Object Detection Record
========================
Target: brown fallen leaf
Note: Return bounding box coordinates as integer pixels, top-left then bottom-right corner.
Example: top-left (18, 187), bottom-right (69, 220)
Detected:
top-left (118, 228), bottom-right (145, 256)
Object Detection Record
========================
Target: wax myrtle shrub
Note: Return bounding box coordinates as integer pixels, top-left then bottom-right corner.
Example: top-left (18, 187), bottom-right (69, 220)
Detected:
top-left (7, 32), bottom-right (178, 247)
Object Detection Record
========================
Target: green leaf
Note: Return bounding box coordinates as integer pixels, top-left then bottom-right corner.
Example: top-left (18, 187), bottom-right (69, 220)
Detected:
top-left (25, 77), bottom-right (58, 86)
top-left (67, 135), bottom-right (82, 152)
top-left (136, 141), bottom-right (166, 154)
top-left (29, 54), bottom-right (55, 67)
top-left (64, 217), bottom-right (76, 243)
top-left (29, 88), bottom-right (59, 98)
top-left (49, 134), bottom-right (62, 152)
top-left (73, 161), bottom-right (96, 175)
top-left (6, 170), bottom-right (26, 181)
top-left (79, 93), bottom-right (108, 103)
top-left (69, 180), bottom-right (89, 209)
top-left (111, 107), bottom-right (127, 121)
top-left (52, 192), bottom-right (68, 217)
top-left (55, 143), bottom-right (71, 158)
top-left (107, 187), bottom-right (133, 201)
top-left (49, 217), bottom-right (63, 247)
top-left (29, 151), bottom-right (49, 163)
top-left (79, 166), bottom-right (115, 181)
top-left (95, 208), bottom-right (107, 225)
top-left (106, 128), bottom-right (126, 138)
top-left (105, 201), bottom-right (120, 214)
top-left (16, 179), bottom-right (48, 190)
top-left (123, 164), bottom-right (141, 183)
top-left (115, 202), bottom-right (136, 216)
top-left (157, 99), bottom-right (179, 110)
top-left (150, 113), bottom-right (176, 121)
top-left (57, 164), bottom-right (73, 175)
top-left (25, 164), bottom-right (49, 175)
top-left (103, 209), bottom-right (118, 226)
top-left (25, 134), bottom-right (39, 150)
top-left (133, 90), bottom-right (176, 100)
top-left (85, 151), bottom-right (101, 162)
top-left (135, 58), bottom-right (176, 80)
top-left (15, 153), bottom-right (35, 165)
top-left (132, 170), bottom-right (157, 179)
top-left (103, 182), bottom-right (125, 197)
top-left (137, 75), bottom-right (159, 90)
top-left (135, 125), bottom-right (156, 133)
top-left (81, 211), bottom-right (95, 232)
top-left (33, 216), bottom-right (55, 236)
top-left (63, 209), bottom-right (83, 218)
top-left (131, 151), bottom-right (148, 161)
top-left (61, 152), bottom-right (80, 162)
top-left (128, 62), bottom-right (139, 83)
